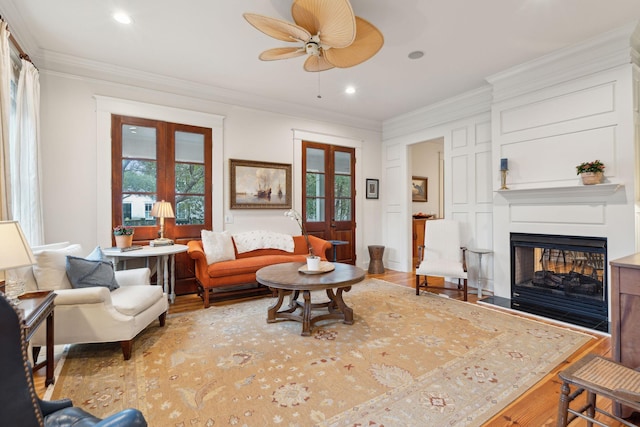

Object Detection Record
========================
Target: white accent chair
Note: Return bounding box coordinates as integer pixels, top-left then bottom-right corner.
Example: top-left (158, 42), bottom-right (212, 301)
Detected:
top-left (415, 219), bottom-right (468, 301)
top-left (18, 242), bottom-right (168, 360)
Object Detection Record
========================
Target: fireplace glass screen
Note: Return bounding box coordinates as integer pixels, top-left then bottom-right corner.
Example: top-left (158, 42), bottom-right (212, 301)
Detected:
top-left (510, 233), bottom-right (608, 332)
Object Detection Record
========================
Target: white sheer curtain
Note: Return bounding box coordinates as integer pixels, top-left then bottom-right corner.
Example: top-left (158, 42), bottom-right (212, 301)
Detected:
top-left (0, 21), bottom-right (11, 221)
top-left (11, 58), bottom-right (43, 244)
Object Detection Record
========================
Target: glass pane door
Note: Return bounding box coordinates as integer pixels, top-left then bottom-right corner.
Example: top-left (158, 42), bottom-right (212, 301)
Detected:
top-left (175, 130), bottom-right (205, 225)
top-left (121, 124), bottom-right (157, 227)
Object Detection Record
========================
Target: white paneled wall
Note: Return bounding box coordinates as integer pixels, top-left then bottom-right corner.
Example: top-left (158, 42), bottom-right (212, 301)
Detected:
top-left (448, 114), bottom-right (494, 292)
top-left (491, 63), bottom-right (637, 302)
top-left (635, 65), bottom-right (640, 251)
top-left (381, 90), bottom-right (495, 284)
top-left (383, 143), bottom-right (405, 271)
top-left (382, 23), bottom-right (639, 305)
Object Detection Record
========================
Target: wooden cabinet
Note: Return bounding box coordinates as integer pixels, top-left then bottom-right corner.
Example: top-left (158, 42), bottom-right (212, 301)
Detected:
top-left (610, 253), bottom-right (640, 417)
top-left (412, 218), bottom-right (427, 267)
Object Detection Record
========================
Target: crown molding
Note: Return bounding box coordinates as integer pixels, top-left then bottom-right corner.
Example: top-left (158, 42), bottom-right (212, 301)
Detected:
top-left (0, 1), bottom-right (41, 60)
top-left (382, 86), bottom-right (492, 141)
top-left (37, 49), bottom-right (382, 132)
top-left (631, 22), bottom-right (640, 68)
top-left (487, 22), bottom-right (638, 103)
top-left (0, 1), bottom-right (382, 131)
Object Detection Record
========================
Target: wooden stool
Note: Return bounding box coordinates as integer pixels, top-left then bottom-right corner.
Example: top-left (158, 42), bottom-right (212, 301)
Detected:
top-left (557, 353), bottom-right (640, 427)
top-left (368, 245), bottom-right (385, 274)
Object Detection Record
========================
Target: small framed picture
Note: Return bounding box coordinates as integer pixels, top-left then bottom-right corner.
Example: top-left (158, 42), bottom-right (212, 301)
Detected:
top-left (411, 176), bottom-right (428, 202)
top-left (366, 178), bottom-right (379, 199)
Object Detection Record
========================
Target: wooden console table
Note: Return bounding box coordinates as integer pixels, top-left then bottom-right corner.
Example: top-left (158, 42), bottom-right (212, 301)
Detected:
top-left (18, 291), bottom-right (56, 386)
top-left (610, 253), bottom-right (640, 417)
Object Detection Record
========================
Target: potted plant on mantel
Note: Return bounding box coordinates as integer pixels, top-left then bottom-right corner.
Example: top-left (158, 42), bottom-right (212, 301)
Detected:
top-left (284, 209), bottom-right (320, 271)
top-left (576, 160), bottom-right (605, 185)
top-left (113, 225), bottom-right (134, 248)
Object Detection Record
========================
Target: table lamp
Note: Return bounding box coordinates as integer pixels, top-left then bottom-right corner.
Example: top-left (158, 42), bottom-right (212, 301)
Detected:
top-left (150, 200), bottom-right (175, 247)
top-left (0, 221), bottom-right (36, 304)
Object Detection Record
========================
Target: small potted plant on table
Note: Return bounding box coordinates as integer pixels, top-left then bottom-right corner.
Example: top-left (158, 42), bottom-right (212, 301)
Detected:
top-left (113, 225), bottom-right (134, 248)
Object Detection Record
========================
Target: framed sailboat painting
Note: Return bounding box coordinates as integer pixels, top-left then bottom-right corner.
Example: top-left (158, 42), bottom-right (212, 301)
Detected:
top-left (230, 159), bottom-right (292, 209)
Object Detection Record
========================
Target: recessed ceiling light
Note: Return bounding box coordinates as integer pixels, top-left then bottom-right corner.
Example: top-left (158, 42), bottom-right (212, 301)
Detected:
top-left (408, 51), bottom-right (424, 60)
top-left (113, 12), bottom-right (132, 25)
top-left (345, 86), bottom-right (356, 95)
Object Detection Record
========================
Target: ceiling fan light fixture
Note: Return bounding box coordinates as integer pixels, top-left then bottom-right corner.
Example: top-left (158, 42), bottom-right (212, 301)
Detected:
top-left (305, 40), bottom-right (320, 56)
top-left (244, 0), bottom-right (383, 72)
top-left (113, 11), bottom-right (132, 25)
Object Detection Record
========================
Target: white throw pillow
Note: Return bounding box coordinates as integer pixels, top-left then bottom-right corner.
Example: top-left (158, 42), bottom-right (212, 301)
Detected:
top-left (33, 244), bottom-right (83, 291)
top-left (201, 230), bottom-right (236, 264)
top-left (232, 230), bottom-right (295, 253)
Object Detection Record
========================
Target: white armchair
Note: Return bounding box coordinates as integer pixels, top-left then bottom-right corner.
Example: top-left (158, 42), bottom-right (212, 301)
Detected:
top-left (415, 219), bottom-right (468, 301)
top-left (17, 242), bottom-right (168, 360)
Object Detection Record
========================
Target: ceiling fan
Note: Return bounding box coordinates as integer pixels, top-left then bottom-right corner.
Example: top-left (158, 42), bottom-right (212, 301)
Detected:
top-left (243, 0), bottom-right (384, 72)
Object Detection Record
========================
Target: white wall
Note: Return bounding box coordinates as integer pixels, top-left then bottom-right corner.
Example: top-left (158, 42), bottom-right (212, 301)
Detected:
top-left (490, 63), bottom-right (637, 301)
top-left (39, 72), bottom-right (382, 267)
top-left (381, 23), bottom-right (639, 305)
top-left (381, 87), bottom-right (494, 275)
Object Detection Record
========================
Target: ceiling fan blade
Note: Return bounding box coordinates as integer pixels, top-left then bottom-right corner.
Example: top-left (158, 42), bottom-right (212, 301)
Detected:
top-left (243, 13), bottom-right (310, 43)
top-left (323, 17), bottom-right (384, 68)
top-left (292, 0), bottom-right (356, 49)
top-left (303, 54), bottom-right (335, 72)
top-left (259, 47), bottom-right (306, 61)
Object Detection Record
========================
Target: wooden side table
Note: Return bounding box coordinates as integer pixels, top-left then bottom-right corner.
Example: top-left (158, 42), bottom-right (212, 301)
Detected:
top-left (103, 244), bottom-right (189, 303)
top-left (368, 245), bottom-right (385, 274)
top-left (327, 240), bottom-right (348, 262)
top-left (18, 290), bottom-right (56, 386)
top-left (467, 247), bottom-right (492, 298)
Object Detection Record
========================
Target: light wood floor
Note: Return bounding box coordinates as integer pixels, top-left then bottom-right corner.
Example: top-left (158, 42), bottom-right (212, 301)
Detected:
top-left (33, 269), bottom-right (637, 426)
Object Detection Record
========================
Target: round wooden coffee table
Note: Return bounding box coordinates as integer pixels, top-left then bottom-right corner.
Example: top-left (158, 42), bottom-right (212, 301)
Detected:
top-left (256, 262), bottom-right (366, 336)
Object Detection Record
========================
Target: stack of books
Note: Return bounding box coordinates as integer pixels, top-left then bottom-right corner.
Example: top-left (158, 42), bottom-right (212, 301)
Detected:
top-left (108, 245), bottom-right (143, 252)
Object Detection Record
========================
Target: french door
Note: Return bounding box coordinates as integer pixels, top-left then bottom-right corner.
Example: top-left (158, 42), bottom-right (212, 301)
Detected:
top-left (111, 114), bottom-right (212, 294)
top-left (303, 141), bottom-right (356, 264)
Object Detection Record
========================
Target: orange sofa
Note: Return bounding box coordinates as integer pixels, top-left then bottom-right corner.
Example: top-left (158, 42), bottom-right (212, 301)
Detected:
top-left (187, 235), bottom-right (331, 308)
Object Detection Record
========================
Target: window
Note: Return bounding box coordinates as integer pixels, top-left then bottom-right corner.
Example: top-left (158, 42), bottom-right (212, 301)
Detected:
top-left (8, 49), bottom-right (20, 130)
top-left (123, 203), bottom-right (132, 221)
top-left (144, 203), bottom-right (153, 219)
top-left (111, 115), bottom-right (212, 241)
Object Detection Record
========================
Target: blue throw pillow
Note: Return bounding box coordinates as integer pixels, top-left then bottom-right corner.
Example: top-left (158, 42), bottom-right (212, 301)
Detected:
top-left (66, 255), bottom-right (119, 291)
top-left (86, 246), bottom-right (109, 262)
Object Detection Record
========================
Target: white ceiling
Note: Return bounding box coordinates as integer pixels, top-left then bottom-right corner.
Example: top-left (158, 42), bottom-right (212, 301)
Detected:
top-left (2, 0), bottom-right (640, 128)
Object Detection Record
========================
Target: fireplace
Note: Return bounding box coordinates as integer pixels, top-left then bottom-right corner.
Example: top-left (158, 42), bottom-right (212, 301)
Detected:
top-left (510, 233), bottom-right (608, 332)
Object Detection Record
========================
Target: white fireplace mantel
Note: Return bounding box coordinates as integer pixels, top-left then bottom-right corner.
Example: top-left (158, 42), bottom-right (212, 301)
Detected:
top-left (495, 183), bottom-right (624, 204)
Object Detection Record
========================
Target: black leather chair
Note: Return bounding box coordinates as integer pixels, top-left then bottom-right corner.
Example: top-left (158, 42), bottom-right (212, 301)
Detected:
top-left (0, 292), bottom-right (147, 427)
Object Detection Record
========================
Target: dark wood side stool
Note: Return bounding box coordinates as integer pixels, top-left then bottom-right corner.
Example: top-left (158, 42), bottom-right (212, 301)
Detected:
top-left (557, 353), bottom-right (640, 427)
top-left (368, 245), bottom-right (385, 274)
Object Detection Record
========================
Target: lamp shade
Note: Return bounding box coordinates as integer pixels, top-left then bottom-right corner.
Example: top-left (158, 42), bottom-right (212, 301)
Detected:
top-left (0, 221), bottom-right (36, 270)
top-left (151, 200), bottom-right (175, 218)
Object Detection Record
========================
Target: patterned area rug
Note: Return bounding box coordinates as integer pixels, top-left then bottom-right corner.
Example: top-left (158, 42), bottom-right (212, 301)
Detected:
top-left (50, 279), bottom-right (591, 426)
